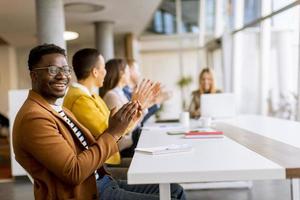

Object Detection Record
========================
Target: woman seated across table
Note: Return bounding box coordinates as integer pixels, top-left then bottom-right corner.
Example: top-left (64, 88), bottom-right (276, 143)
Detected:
top-left (189, 67), bottom-right (221, 119)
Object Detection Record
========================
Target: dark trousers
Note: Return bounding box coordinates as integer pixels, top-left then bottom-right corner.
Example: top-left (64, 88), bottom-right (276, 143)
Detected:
top-left (97, 178), bottom-right (186, 200)
top-left (120, 127), bottom-right (142, 158)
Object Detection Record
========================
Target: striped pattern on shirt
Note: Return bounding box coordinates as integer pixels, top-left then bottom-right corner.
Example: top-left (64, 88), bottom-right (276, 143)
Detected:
top-left (52, 105), bottom-right (100, 180)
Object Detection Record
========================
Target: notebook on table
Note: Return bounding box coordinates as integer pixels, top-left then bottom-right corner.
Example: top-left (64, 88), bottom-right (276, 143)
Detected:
top-left (184, 128), bottom-right (224, 139)
top-left (135, 144), bottom-right (193, 155)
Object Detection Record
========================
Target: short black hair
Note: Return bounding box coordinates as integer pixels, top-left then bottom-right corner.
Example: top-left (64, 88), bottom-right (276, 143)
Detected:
top-left (28, 44), bottom-right (66, 71)
top-left (72, 48), bottom-right (100, 80)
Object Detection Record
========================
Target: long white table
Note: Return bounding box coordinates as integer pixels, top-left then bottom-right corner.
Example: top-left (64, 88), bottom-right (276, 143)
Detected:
top-left (128, 115), bottom-right (300, 200)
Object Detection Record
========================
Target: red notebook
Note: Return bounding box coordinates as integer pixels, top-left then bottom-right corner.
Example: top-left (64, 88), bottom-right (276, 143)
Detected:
top-left (184, 128), bottom-right (224, 139)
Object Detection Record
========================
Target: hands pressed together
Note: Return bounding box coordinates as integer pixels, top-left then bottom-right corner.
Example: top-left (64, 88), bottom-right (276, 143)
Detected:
top-left (106, 79), bottom-right (173, 142)
top-left (131, 79), bottom-right (162, 110)
top-left (106, 101), bottom-right (143, 141)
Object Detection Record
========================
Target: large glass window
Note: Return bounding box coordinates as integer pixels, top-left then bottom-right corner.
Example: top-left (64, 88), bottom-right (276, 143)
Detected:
top-left (145, 0), bottom-right (200, 35)
top-left (272, 0), bottom-right (297, 11)
top-left (163, 12), bottom-right (176, 34)
top-left (141, 0), bottom-right (300, 121)
top-left (224, 0), bottom-right (234, 30)
top-left (206, 0), bottom-right (215, 36)
top-left (182, 0), bottom-right (200, 33)
top-left (239, 27), bottom-right (261, 114)
top-left (244, 0), bottom-right (261, 25)
top-left (153, 11), bottom-right (163, 33)
top-left (267, 6), bottom-right (299, 120)
top-left (210, 48), bottom-right (224, 90)
top-left (146, 0), bottom-right (177, 34)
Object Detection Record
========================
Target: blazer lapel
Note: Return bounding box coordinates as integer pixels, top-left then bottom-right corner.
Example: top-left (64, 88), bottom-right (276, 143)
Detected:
top-left (28, 90), bottom-right (91, 150)
top-left (63, 108), bottom-right (97, 145)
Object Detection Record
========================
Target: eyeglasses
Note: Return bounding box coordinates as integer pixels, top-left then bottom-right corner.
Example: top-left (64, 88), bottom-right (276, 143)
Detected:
top-left (32, 65), bottom-right (73, 76)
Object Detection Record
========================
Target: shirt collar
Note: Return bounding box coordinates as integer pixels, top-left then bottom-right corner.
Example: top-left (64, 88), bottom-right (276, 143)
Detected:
top-left (72, 82), bottom-right (92, 96)
top-left (50, 104), bottom-right (63, 112)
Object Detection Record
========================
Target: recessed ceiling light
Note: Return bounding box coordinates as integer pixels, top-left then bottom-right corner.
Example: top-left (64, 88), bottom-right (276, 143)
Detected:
top-left (64, 2), bottom-right (105, 13)
top-left (64, 31), bottom-right (79, 41)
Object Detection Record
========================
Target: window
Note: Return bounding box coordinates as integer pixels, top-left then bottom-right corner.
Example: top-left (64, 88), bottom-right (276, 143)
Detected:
top-left (239, 27), bottom-right (261, 114)
top-left (206, 0), bottom-right (215, 36)
top-left (181, 0), bottom-right (200, 33)
top-left (244, 0), bottom-right (261, 25)
top-left (272, 0), bottom-right (297, 11)
top-left (267, 6), bottom-right (299, 120)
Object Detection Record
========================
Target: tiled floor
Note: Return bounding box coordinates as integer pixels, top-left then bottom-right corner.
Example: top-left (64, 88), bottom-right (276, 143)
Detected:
top-left (0, 178), bottom-right (293, 200)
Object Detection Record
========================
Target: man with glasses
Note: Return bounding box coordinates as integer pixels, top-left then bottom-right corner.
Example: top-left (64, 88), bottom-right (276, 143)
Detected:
top-left (13, 44), bottom-right (186, 200)
top-left (33, 65), bottom-right (73, 76)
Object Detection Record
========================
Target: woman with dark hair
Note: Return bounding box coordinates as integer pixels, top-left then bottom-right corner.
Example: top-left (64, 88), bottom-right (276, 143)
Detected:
top-left (101, 58), bottom-right (163, 157)
top-left (100, 59), bottom-right (130, 109)
top-left (100, 59), bottom-right (135, 151)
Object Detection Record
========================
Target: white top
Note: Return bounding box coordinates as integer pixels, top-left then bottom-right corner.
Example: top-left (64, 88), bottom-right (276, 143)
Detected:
top-left (103, 87), bottom-right (133, 150)
top-left (103, 87), bottom-right (129, 111)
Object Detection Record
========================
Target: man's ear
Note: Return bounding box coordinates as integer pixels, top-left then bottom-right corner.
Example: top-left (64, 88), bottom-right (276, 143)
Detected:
top-left (92, 67), bottom-right (98, 77)
top-left (30, 71), bottom-right (37, 81)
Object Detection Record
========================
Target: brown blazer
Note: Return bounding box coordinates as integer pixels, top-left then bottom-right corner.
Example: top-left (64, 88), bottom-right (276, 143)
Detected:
top-left (13, 90), bottom-right (119, 200)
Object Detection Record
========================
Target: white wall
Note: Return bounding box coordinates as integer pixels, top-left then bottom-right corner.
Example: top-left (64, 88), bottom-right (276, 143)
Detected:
top-left (16, 47), bottom-right (31, 89)
top-left (9, 89), bottom-right (29, 176)
top-left (0, 45), bottom-right (18, 116)
top-left (138, 34), bottom-right (201, 118)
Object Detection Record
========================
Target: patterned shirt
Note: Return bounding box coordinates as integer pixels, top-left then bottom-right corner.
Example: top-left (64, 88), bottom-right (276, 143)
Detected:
top-left (51, 104), bottom-right (100, 180)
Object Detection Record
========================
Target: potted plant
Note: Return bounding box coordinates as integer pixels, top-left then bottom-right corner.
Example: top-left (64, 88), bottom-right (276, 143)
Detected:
top-left (177, 76), bottom-right (193, 110)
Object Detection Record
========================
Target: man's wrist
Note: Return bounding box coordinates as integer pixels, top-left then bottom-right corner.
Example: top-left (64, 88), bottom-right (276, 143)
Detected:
top-left (105, 129), bottom-right (122, 143)
top-left (112, 134), bottom-right (122, 142)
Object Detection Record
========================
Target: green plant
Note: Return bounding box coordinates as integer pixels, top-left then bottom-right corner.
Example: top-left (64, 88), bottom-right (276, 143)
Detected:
top-left (177, 76), bottom-right (193, 110)
top-left (177, 76), bottom-right (193, 88)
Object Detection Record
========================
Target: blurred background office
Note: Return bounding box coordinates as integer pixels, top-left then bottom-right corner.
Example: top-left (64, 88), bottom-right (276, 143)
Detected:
top-left (0, 0), bottom-right (299, 199)
top-left (1, 0), bottom-right (299, 122)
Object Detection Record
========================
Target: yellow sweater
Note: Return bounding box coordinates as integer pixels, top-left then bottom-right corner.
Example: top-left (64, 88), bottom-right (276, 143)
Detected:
top-left (63, 86), bottom-right (121, 164)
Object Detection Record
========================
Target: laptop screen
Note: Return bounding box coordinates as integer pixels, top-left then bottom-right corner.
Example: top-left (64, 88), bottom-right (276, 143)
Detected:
top-left (200, 93), bottom-right (236, 119)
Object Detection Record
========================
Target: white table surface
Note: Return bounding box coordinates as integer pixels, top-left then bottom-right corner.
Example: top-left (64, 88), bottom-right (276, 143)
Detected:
top-left (217, 115), bottom-right (300, 149)
top-left (128, 119), bottom-right (285, 185)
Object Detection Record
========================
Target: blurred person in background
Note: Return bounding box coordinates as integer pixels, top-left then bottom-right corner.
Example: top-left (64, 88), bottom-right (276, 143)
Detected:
top-left (100, 58), bottom-right (160, 157)
top-left (0, 113), bottom-right (9, 138)
top-left (189, 67), bottom-right (221, 119)
top-left (124, 59), bottom-right (172, 124)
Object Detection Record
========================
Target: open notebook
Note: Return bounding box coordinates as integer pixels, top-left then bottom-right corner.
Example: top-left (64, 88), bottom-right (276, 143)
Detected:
top-left (135, 144), bottom-right (193, 155)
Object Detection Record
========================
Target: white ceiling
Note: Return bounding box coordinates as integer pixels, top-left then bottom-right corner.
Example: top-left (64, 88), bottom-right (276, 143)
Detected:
top-left (0, 0), bottom-right (162, 47)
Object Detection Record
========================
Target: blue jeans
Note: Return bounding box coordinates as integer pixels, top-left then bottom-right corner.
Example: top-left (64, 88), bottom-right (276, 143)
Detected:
top-left (97, 175), bottom-right (186, 200)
